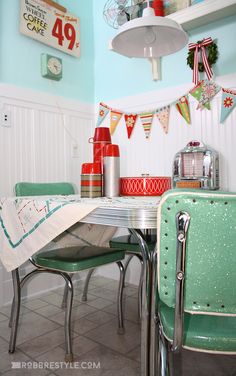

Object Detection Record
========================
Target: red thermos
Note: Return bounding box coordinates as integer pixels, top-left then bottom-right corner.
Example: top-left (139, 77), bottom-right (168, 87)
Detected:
top-left (88, 127), bottom-right (111, 170)
top-left (103, 144), bottom-right (120, 198)
top-left (152, 0), bottom-right (164, 16)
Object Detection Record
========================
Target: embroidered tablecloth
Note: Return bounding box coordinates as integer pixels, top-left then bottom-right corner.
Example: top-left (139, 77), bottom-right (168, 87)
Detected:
top-left (0, 195), bottom-right (101, 272)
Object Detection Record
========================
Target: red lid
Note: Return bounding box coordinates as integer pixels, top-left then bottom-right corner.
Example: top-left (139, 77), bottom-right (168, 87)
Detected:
top-left (104, 144), bottom-right (120, 157)
top-left (81, 162), bottom-right (101, 174)
top-left (92, 127), bottom-right (111, 142)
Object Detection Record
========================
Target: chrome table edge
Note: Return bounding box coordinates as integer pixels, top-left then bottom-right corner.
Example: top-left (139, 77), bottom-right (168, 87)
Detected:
top-left (81, 206), bottom-right (157, 229)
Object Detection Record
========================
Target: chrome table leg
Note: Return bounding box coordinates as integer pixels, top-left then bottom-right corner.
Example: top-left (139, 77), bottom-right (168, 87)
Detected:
top-left (130, 229), bottom-right (152, 376)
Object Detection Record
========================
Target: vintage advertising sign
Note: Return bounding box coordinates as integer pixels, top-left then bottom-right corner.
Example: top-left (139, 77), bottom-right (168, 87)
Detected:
top-left (20, 0), bottom-right (80, 58)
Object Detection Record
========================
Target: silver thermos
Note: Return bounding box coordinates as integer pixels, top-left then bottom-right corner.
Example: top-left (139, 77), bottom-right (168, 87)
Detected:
top-left (103, 144), bottom-right (120, 197)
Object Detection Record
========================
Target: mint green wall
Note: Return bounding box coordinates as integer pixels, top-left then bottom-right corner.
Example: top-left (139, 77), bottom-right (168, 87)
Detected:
top-left (0, 0), bottom-right (94, 103)
top-left (1, 2), bottom-right (235, 103)
top-left (93, 1), bottom-right (236, 102)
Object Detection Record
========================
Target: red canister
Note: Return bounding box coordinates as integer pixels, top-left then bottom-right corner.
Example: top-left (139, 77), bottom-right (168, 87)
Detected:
top-left (120, 176), bottom-right (171, 196)
top-left (81, 163), bottom-right (103, 198)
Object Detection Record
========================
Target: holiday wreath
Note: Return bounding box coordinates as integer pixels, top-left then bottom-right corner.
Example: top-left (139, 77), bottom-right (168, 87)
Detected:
top-left (187, 39), bottom-right (218, 73)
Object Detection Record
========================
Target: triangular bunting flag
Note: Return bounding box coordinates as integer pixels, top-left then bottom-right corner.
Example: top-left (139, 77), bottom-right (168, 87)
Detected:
top-left (139, 112), bottom-right (154, 139)
top-left (96, 102), bottom-right (110, 127)
top-left (220, 88), bottom-right (236, 123)
top-left (189, 81), bottom-right (211, 110)
top-left (156, 106), bottom-right (170, 134)
top-left (110, 109), bottom-right (123, 135)
top-left (197, 80), bottom-right (221, 110)
top-left (124, 114), bottom-right (138, 139)
top-left (175, 96), bottom-right (191, 124)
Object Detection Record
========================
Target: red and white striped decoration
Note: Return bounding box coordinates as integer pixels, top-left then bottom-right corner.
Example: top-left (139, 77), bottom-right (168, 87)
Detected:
top-left (188, 37), bottom-right (214, 85)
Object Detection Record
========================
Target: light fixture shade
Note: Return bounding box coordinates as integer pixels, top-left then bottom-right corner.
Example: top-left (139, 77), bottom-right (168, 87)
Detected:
top-left (111, 8), bottom-right (188, 58)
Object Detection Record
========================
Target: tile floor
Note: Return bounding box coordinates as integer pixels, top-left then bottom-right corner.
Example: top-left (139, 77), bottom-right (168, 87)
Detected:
top-left (0, 276), bottom-right (235, 376)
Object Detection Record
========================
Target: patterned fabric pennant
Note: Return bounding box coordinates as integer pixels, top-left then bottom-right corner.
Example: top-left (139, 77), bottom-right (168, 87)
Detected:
top-left (110, 109), bottom-right (123, 135)
top-left (96, 102), bottom-right (110, 127)
top-left (124, 114), bottom-right (138, 139)
top-left (197, 80), bottom-right (221, 110)
top-left (156, 106), bottom-right (170, 134)
top-left (189, 81), bottom-right (211, 110)
top-left (175, 96), bottom-right (191, 124)
top-left (220, 88), bottom-right (236, 123)
top-left (139, 112), bottom-right (154, 139)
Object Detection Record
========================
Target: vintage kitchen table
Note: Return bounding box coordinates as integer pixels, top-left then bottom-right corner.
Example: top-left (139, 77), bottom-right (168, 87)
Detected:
top-left (0, 195), bottom-right (160, 376)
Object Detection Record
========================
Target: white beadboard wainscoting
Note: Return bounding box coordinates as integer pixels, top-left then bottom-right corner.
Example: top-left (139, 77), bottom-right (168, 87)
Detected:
top-left (0, 84), bottom-right (94, 306)
top-left (0, 84), bottom-right (94, 196)
top-left (98, 72), bottom-right (236, 285)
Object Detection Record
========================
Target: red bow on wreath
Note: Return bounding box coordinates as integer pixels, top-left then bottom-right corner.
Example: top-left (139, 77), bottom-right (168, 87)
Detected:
top-left (188, 37), bottom-right (213, 85)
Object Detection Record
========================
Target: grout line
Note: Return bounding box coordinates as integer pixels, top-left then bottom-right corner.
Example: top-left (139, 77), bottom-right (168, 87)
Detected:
top-left (72, 332), bottom-right (141, 365)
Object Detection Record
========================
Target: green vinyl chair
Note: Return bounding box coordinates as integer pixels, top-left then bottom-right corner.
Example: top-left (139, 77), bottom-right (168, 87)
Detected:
top-left (9, 182), bottom-right (125, 362)
top-left (152, 189), bottom-right (236, 375)
top-left (81, 232), bottom-right (156, 319)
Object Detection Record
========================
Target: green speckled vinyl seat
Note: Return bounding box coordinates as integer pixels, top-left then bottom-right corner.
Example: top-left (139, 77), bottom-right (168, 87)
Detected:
top-left (9, 182), bottom-right (125, 363)
top-left (109, 234), bottom-right (156, 253)
top-left (152, 189), bottom-right (236, 375)
top-left (34, 245), bottom-right (125, 273)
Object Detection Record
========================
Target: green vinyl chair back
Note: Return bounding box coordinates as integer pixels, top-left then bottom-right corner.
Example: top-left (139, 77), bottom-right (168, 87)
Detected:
top-left (15, 182), bottom-right (75, 196)
top-left (157, 189), bottom-right (236, 315)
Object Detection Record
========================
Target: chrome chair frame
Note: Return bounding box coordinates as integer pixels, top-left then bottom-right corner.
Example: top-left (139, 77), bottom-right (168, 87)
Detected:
top-left (9, 258), bottom-right (74, 362)
top-left (150, 190), bottom-right (236, 376)
top-left (9, 258), bottom-right (125, 361)
top-left (172, 211), bottom-right (190, 352)
top-left (79, 228), bottom-right (156, 320)
top-left (152, 211), bottom-right (190, 375)
top-left (9, 182), bottom-right (126, 362)
top-left (80, 252), bottom-right (144, 318)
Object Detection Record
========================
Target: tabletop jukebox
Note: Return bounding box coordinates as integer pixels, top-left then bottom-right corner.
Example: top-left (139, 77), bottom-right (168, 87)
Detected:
top-left (172, 141), bottom-right (219, 190)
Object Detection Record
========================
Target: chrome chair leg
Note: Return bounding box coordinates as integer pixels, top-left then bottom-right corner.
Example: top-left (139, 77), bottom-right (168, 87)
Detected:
top-left (123, 254), bottom-right (134, 287)
top-left (9, 268), bottom-right (74, 362)
top-left (62, 273), bottom-right (74, 363)
top-left (9, 268), bottom-right (45, 350)
top-left (61, 273), bottom-right (74, 308)
top-left (9, 297), bottom-right (15, 328)
top-left (116, 261), bottom-right (125, 334)
top-left (124, 253), bottom-right (144, 320)
top-left (135, 254), bottom-right (144, 320)
top-left (82, 268), bottom-right (95, 302)
top-left (158, 327), bottom-right (171, 376)
top-left (9, 269), bottom-right (21, 353)
top-left (9, 268), bottom-right (48, 328)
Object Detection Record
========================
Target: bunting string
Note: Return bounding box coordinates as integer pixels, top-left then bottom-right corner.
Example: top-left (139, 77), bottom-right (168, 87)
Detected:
top-left (96, 80), bottom-right (236, 139)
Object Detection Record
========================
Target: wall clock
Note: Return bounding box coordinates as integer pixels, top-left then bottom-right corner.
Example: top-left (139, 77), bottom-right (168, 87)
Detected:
top-left (41, 53), bottom-right (63, 80)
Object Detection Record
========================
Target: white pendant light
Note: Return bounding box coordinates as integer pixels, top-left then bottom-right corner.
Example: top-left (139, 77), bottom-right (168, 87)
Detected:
top-left (110, 2), bottom-right (188, 80)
